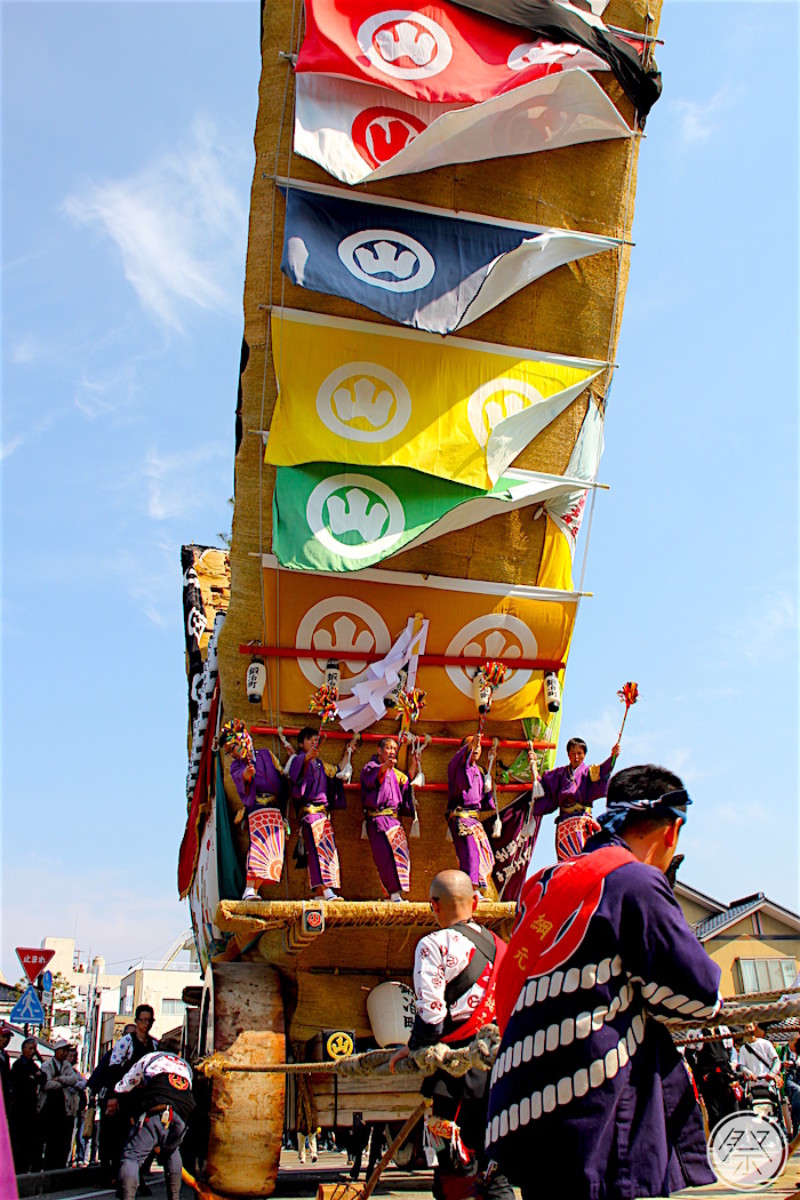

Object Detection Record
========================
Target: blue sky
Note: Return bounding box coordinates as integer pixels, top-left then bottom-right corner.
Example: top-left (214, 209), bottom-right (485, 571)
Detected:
top-left (1, 2), bottom-right (797, 983)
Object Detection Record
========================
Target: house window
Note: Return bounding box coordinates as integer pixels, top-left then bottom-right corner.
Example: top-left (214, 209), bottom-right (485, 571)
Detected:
top-left (121, 986), bottom-right (134, 1015)
top-left (735, 957), bottom-right (797, 994)
top-left (162, 999), bottom-right (185, 1016)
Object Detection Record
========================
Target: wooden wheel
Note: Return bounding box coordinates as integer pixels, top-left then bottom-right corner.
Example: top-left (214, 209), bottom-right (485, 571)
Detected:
top-left (206, 962), bottom-right (286, 1197)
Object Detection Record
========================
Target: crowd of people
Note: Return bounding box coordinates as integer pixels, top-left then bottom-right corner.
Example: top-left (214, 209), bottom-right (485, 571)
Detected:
top-left (1, 1004), bottom-right (199, 1198)
top-left (687, 1022), bottom-right (800, 1135)
top-left (0, 1028), bottom-right (90, 1173)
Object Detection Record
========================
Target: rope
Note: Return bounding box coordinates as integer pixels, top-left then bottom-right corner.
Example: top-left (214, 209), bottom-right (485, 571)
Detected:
top-left (199, 996), bottom-right (800, 1082)
top-left (664, 995), bottom-right (800, 1030)
top-left (577, 68), bottom-right (643, 600)
top-left (197, 1026), bottom-right (501, 1080)
top-left (258, 0), bottom-right (301, 735)
top-left (216, 898), bottom-right (516, 932)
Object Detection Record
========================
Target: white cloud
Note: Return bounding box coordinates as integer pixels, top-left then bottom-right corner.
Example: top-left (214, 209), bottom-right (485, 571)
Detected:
top-left (1, 435), bottom-right (25, 460)
top-left (722, 590), bottom-right (798, 665)
top-left (113, 540), bottom-right (180, 628)
top-left (74, 361), bottom-right (140, 418)
top-left (10, 334), bottom-right (39, 364)
top-left (672, 85), bottom-right (736, 146)
top-left (63, 116), bottom-right (248, 332)
top-left (142, 443), bottom-right (230, 522)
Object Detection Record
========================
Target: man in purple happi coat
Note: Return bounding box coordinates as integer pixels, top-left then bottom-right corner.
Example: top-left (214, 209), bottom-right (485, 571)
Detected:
top-left (227, 744), bottom-right (287, 899)
top-left (535, 736), bottom-right (620, 860)
top-left (487, 764), bottom-right (721, 1200)
top-left (360, 736), bottom-right (419, 902)
top-left (286, 727), bottom-right (353, 900)
top-left (447, 734), bottom-right (500, 897)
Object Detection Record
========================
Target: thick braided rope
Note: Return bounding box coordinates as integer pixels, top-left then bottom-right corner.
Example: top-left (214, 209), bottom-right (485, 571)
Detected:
top-left (197, 997), bottom-right (800, 1082)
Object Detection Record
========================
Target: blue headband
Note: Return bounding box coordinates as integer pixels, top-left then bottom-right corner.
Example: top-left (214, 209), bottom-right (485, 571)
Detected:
top-left (597, 788), bottom-right (691, 834)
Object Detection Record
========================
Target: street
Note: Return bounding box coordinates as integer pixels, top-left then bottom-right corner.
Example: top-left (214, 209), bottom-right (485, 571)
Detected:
top-left (34, 1145), bottom-right (800, 1200)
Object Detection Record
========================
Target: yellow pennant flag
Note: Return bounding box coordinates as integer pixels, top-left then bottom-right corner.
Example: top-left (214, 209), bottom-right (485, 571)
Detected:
top-left (260, 555), bottom-right (581, 724)
top-left (266, 309), bottom-right (604, 490)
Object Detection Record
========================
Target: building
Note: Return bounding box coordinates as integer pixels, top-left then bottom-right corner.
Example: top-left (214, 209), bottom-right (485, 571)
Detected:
top-left (675, 882), bottom-right (800, 996)
top-left (1, 934), bottom-right (202, 1068)
top-left (117, 958), bottom-right (202, 1039)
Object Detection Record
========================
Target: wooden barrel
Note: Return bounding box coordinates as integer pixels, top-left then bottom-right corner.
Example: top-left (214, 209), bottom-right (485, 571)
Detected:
top-left (206, 962), bottom-right (286, 1197)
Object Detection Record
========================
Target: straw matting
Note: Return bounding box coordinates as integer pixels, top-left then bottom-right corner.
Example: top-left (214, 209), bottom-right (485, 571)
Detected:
top-left (215, 0), bottom-right (664, 897)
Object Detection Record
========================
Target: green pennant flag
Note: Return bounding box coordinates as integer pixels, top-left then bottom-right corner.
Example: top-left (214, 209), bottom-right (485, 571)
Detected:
top-left (272, 462), bottom-right (592, 573)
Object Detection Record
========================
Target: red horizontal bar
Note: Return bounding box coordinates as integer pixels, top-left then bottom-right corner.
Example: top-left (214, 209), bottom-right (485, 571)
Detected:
top-left (341, 783), bottom-right (530, 792)
top-left (240, 644), bottom-right (565, 672)
top-left (250, 725), bottom-right (555, 751)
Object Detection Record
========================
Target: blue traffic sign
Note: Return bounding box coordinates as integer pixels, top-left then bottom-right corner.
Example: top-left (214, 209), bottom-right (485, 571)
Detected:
top-left (10, 985), bottom-right (45, 1025)
top-left (41, 970), bottom-right (53, 993)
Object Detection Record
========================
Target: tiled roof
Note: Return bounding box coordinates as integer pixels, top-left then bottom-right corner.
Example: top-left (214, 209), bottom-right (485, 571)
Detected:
top-left (694, 894), bottom-right (765, 941)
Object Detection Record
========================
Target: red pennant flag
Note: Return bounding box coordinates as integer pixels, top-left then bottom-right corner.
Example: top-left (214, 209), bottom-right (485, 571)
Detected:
top-left (296, 0), bottom-right (610, 104)
top-left (16, 947), bottom-right (55, 984)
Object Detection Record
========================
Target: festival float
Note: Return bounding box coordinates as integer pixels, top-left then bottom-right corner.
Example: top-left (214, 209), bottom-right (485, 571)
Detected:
top-left (176, 0), bottom-right (663, 1193)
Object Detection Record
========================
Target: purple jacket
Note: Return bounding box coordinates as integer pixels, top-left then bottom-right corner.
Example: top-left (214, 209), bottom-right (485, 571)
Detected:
top-left (534, 755), bottom-right (615, 821)
top-left (230, 750), bottom-right (285, 813)
top-left (286, 753), bottom-right (345, 813)
top-left (360, 758), bottom-right (415, 818)
top-left (486, 831), bottom-right (721, 1199)
top-left (447, 743), bottom-right (496, 814)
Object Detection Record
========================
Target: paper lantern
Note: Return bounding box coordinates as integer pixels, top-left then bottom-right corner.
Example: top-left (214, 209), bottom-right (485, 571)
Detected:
top-left (366, 981), bottom-right (416, 1048)
top-left (246, 658), bottom-right (267, 704)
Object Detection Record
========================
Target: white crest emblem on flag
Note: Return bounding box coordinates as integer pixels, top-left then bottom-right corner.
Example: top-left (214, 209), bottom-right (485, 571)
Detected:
top-left (295, 597), bottom-right (391, 688)
top-left (467, 379), bottom-right (543, 448)
top-left (306, 474), bottom-right (406, 560)
top-left (337, 229), bottom-right (435, 292)
top-left (445, 616), bottom-right (537, 699)
top-left (316, 363), bottom-right (412, 442)
top-left (357, 11), bottom-right (453, 80)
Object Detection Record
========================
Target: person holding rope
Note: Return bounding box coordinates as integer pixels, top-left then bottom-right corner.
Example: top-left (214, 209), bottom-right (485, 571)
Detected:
top-left (447, 735), bottom-right (499, 900)
top-left (360, 736), bottom-right (419, 902)
top-left (534, 736), bottom-right (621, 860)
top-left (389, 869), bottom-right (513, 1200)
top-left (220, 720), bottom-right (288, 900)
top-left (285, 727), bottom-right (353, 900)
top-left (486, 765), bottom-right (722, 1200)
top-left (114, 1036), bottom-right (195, 1200)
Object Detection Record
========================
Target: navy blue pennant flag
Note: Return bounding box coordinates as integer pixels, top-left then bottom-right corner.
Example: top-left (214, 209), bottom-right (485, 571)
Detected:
top-left (279, 183), bottom-right (616, 336)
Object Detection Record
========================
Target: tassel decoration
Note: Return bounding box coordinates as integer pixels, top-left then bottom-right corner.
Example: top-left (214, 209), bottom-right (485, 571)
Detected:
top-left (396, 686), bottom-right (426, 724)
top-left (219, 719), bottom-right (255, 766)
top-left (309, 682), bottom-right (339, 725)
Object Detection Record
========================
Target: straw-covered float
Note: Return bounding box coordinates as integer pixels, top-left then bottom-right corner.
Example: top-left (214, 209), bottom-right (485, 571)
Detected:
top-left (176, 0), bottom-right (663, 1193)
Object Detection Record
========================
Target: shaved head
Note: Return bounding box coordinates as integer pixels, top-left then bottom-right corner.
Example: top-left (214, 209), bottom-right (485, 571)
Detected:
top-left (430, 869), bottom-right (474, 905)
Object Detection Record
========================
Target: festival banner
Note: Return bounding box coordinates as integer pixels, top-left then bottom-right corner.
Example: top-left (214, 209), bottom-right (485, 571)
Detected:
top-left (280, 183), bottom-right (617, 335)
top-left (296, 0), bottom-right (610, 104)
top-left (294, 71), bottom-right (632, 187)
top-left (273, 463), bottom-right (595, 573)
top-left (543, 399), bottom-right (604, 558)
top-left (259, 554), bottom-right (580, 723)
top-left (265, 309), bottom-right (603, 490)
top-left (483, 792), bottom-right (538, 902)
top-left (445, 0), bottom-right (661, 117)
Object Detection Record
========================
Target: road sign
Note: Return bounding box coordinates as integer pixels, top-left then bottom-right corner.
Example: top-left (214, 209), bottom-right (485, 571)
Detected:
top-left (16, 947), bottom-right (55, 985)
top-left (10, 985), bottom-right (46, 1026)
top-left (41, 970), bottom-right (53, 993)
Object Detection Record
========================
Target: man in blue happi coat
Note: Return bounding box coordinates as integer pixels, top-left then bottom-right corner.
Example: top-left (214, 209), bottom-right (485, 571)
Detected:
top-left (486, 764), bottom-right (722, 1200)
